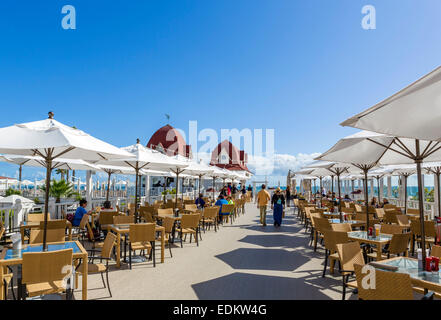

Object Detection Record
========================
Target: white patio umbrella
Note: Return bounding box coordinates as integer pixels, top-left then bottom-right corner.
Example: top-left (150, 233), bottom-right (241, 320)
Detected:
top-left (96, 164), bottom-right (137, 202)
top-left (0, 112), bottom-right (134, 249)
top-left (170, 156), bottom-right (213, 196)
top-left (341, 66), bottom-right (441, 266)
top-left (317, 130), bottom-right (441, 265)
top-left (95, 140), bottom-right (188, 219)
top-left (207, 166), bottom-right (230, 200)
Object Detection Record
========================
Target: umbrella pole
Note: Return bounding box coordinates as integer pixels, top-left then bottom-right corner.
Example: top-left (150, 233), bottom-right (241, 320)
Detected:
top-left (363, 169), bottom-right (369, 232)
top-left (175, 173), bottom-right (179, 212)
top-left (106, 171), bottom-right (111, 202)
top-left (198, 176), bottom-right (202, 197)
top-left (320, 177), bottom-right (323, 208)
top-left (337, 174), bottom-right (342, 222)
top-left (42, 158), bottom-right (53, 251)
top-left (331, 176), bottom-right (334, 195)
top-left (212, 177), bottom-right (215, 202)
top-left (135, 167), bottom-right (139, 223)
top-left (437, 172), bottom-right (441, 217)
top-left (404, 175), bottom-right (408, 214)
top-left (377, 177), bottom-right (381, 204)
top-left (415, 139), bottom-right (427, 268)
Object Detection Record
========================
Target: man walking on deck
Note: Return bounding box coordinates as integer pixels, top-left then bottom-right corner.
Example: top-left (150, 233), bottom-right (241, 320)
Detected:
top-left (257, 184), bottom-right (271, 226)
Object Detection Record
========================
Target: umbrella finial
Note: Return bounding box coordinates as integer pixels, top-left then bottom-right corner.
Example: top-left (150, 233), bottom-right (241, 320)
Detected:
top-left (48, 111), bottom-right (54, 119)
top-left (136, 138), bottom-right (141, 144)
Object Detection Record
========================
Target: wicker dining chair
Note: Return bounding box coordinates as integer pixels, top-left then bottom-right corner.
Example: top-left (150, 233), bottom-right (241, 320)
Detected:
top-left (380, 223), bottom-right (404, 235)
top-left (71, 214), bottom-right (89, 243)
top-left (336, 241), bottom-right (365, 300)
top-left (22, 248), bottom-right (74, 299)
top-left (313, 217), bottom-right (332, 252)
top-left (79, 232), bottom-right (117, 298)
top-left (410, 220), bottom-right (436, 254)
top-left (29, 220), bottom-right (67, 244)
top-left (113, 215), bottom-right (135, 225)
top-left (176, 214), bottom-right (200, 247)
top-left (431, 245), bottom-right (441, 258)
top-left (322, 230), bottom-right (350, 278)
top-left (162, 216), bottom-right (175, 257)
top-left (354, 263), bottom-right (433, 300)
top-left (220, 204), bottom-right (235, 225)
top-left (367, 232), bottom-right (410, 261)
top-left (203, 207), bottom-right (219, 232)
top-left (331, 223), bottom-right (352, 232)
top-left (128, 223), bottom-right (156, 269)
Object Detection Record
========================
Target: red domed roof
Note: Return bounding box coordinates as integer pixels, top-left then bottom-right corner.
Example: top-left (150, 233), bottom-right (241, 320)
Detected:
top-left (210, 140), bottom-right (249, 171)
top-left (147, 124), bottom-right (192, 158)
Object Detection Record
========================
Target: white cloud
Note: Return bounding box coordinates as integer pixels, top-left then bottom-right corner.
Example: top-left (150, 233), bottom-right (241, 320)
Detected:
top-left (196, 151), bottom-right (320, 186)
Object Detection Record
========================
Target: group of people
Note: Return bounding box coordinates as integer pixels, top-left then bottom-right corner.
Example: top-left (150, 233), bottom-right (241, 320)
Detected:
top-left (256, 185), bottom-right (291, 227)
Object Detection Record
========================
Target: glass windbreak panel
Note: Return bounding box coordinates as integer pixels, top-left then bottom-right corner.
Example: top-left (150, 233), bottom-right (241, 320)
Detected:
top-left (4, 242), bottom-right (81, 260)
top-left (381, 258), bottom-right (441, 284)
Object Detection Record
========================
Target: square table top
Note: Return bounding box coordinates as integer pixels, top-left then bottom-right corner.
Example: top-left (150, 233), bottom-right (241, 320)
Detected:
top-left (104, 223), bottom-right (165, 233)
top-left (329, 219), bottom-right (364, 225)
top-left (371, 257), bottom-right (441, 288)
top-left (0, 241), bottom-right (86, 264)
top-left (348, 231), bottom-right (392, 244)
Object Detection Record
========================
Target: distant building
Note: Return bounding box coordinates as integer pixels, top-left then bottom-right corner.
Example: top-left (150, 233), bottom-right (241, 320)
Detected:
top-left (147, 124), bottom-right (192, 158)
top-left (210, 140), bottom-right (249, 171)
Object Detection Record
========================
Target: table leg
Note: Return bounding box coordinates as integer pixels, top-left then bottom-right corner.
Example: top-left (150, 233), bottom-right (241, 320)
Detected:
top-left (20, 227), bottom-right (25, 244)
top-left (377, 245), bottom-right (383, 261)
top-left (161, 229), bottom-right (165, 263)
top-left (116, 232), bottom-right (121, 268)
top-left (82, 255), bottom-right (87, 300)
top-left (0, 266), bottom-right (4, 300)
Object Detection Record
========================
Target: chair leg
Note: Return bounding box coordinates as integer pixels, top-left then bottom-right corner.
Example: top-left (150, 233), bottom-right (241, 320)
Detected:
top-left (106, 265), bottom-right (112, 298)
top-left (199, 227), bottom-right (202, 241)
top-left (168, 240), bottom-right (173, 257)
top-left (129, 244), bottom-right (132, 269)
top-left (196, 230), bottom-right (199, 247)
top-left (342, 275), bottom-right (347, 300)
top-left (180, 231), bottom-right (183, 248)
top-left (322, 250), bottom-right (328, 278)
top-left (101, 272), bottom-right (106, 288)
top-left (152, 242), bottom-right (156, 267)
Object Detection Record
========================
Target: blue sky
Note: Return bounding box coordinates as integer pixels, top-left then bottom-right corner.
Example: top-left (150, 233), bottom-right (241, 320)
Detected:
top-left (1, 0), bottom-right (441, 185)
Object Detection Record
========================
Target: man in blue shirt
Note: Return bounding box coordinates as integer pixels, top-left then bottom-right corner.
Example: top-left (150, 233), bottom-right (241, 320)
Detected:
top-left (72, 199), bottom-right (90, 227)
top-left (195, 193), bottom-right (205, 209)
top-left (215, 195), bottom-right (229, 223)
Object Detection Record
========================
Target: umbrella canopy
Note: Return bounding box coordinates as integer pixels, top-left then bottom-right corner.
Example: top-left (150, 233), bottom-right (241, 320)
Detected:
top-left (1, 154), bottom-right (100, 171)
top-left (318, 130), bottom-right (441, 267)
top-left (0, 113), bottom-right (134, 249)
top-left (341, 65), bottom-right (441, 141)
top-left (0, 195), bottom-right (34, 205)
top-left (341, 66), bottom-right (441, 268)
top-left (96, 140), bottom-right (187, 217)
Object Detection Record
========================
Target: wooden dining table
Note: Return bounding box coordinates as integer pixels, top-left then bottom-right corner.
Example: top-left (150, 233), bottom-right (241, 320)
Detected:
top-left (101, 224), bottom-right (165, 268)
top-left (0, 240), bottom-right (88, 300)
top-left (20, 220), bottom-right (73, 244)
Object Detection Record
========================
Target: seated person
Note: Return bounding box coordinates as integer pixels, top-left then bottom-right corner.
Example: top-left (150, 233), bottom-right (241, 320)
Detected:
top-left (343, 194), bottom-right (352, 202)
top-left (195, 193), bottom-right (205, 209)
top-left (227, 196), bottom-right (234, 205)
top-left (72, 199), bottom-right (90, 227)
top-left (103, 200), bottom-right (112, 209)
top-left (381, 198), bottom-right (389, 208)
top-left (215, 195), bottom-right (229, 221)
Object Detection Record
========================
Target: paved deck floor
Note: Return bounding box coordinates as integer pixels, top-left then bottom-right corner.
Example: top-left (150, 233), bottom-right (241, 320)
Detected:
top-left (74, 204), bottom-right (354, 300)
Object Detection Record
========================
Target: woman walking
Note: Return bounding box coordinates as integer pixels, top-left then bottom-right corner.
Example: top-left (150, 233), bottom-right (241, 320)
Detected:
top-left (271, 188), bottom-right (285, 227)
top-left (285, 185), bottom-right (291, 207)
